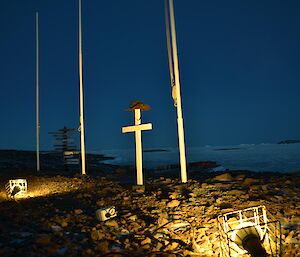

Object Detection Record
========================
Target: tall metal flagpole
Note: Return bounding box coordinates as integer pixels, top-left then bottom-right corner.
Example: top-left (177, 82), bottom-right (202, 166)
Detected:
top-left (164, 0), bottom-right (175, 89)
top-left (36, 12), bottom-right (40, 172)
top-left (79, 0), bottom-right (86, 175)
top-left (165, 0), bottom-right (187, 183)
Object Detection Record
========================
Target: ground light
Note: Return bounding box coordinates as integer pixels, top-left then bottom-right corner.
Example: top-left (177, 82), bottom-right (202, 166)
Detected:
top-left (5, 179), bottom-right (27, 198)
top-left (2, 178), bottom-right (81, 200)
top-left (217, 205), bottom-right (282, 257)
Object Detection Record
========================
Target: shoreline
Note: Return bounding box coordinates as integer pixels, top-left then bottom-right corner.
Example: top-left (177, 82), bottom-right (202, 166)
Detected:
top-left (1, 148), bottom-right (300, 175)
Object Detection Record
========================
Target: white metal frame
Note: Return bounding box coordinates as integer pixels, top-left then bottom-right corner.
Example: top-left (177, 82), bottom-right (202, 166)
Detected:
top-left (6, 179), bottom-right (28, 198)
top-left (217, 205), bottom-right (282, 257)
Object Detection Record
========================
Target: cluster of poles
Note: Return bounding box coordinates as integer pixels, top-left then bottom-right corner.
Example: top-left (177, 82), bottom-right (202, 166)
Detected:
top-left (35, 0), bottom-right (188, 183)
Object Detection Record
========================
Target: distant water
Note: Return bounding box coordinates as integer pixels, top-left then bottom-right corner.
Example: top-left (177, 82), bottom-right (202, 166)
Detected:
top-left (97, 144), bottom-right (300, 173)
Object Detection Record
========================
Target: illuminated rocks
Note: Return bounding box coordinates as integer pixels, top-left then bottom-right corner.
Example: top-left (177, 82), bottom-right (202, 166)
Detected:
top-left (104, 220), bottom-right (118, 228)
top-left (74, 209), bottom-right (83, 215)
top-left (141, 237), bottom-right (151, 245)
top-left (167, 199), bottom-right (180, 208)
top-left (0, 172), bottom-right (299, 256)
top-left (95, 239), bottom-right (110, 253)
top-left (243, 177), bottom-right (260, 185)
top-left (90, 230), bottom-right (105, 241)
top-left (213, 172), bottom-right (233, 182)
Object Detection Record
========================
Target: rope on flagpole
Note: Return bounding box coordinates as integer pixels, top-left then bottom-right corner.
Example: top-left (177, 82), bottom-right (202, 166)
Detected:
top-left (164, 0), bottom-right (177, 107)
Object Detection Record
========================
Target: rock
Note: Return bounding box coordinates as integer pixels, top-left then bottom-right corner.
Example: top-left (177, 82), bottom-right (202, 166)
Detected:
top-left (155, 190), bottom-right (163, 196)
top-left (274, 195), bottom-right (284, 201)
top-left (74, 209), bottom-right (83, 215)
top-left (235, 174), bottom-right (246, 181)
top-left (248, 201), bottom-right (262, 207)
top-left (169, 192), bottom-right (179, 199)
top-left (104, 220), bottom-right (118, 227)
top-left (132, 185), bottom-right (145, 193)
top-left (285, 231), bottom-right (298, 244)
top-left (153, 242), bottom-right (164, 251)
top-left (221, 208), bottom-right (235, 214)
top-left (124, 238), bottom-right (131, 249)
top-left (205, 205), bottom-right (216, 216)
top-left (165, 178), bottom-right (172, 183)
top-left (214, 173), bottom-right (233, 182)
top-left (218, 202), bottom-right (232, 209)
top-left (249, 185), bottom-right (261, 191)
top-left (96, 240), bottom-right (110, 253)
top-left (83, 248), bottom-right (94, 257)
top-left (201, 183), bottom-right (208, 188)
top-left (215, 198), bottom-right (223, 205)
top-left (165, 242), bottom-right (179, 251)
top-left (167, 200), bottom-right (180, 208)
top-left (278, 139), bottom-right (300, 144)
top-left (46, 244), bottom-right (60, 255)
top-left (130, 222), bottom-right (141, 231)
top-left (141, 237), bottom-right (151, 245)
top-left (115, 168), bottom-right (128, 175)
top-left (243, 178), bottom-right (259, 185)
top-left (141, 243), bottom-right (151, 249)
top-left (0, 247), bottom-right (14, 257)
top-left (227, 189), bottom-right (244, 196)
top-left (158, 216), bottom-right (169, 226)
top-left (96, 199), bottom-right (105, 206)
top-left (284, 208), bottom-right (297, 216)
top-left (35, 234), bottom-right (51, 245)
top-left (51, 225), bottom-right (62, 232)
top-left (128, 215), bottom-right (138, 221)
top-left (290, 216), bottom-right (300, 224)
top-left (91, 230), bottom-right (105, 241)
top-left (57, 247), bottom-right (68, 255)
top-left (61, 221), bottom-right (68, 228)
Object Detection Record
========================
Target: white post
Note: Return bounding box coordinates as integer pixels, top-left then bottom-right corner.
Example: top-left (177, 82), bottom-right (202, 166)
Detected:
top-left (167, 0), bottom-right (187, 183)
top-left (36, 12), bottom-right (40, 172)
top-left (122, 109), bottom-right (152, 185)
top-left (134, 109), bottom-right (143, 185)
top-left (79, 0), bottom-right (86, 175)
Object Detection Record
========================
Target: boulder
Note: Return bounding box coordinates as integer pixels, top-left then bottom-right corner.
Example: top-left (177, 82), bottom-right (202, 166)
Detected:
top-left (167, 200), bottom-right (180, 208)
top-left (214, 173), bottom-right (233, 182)
top-left (35, 234), bottom-right (51, 245)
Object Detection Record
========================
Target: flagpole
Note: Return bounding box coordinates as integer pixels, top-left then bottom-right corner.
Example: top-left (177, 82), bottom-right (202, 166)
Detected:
top-left (36, 12), bottom-right (40, 172)
top-left (166, 0), bottom-right (187, 183)
top-left (79, 0), bottom-right (86, 175)
top-left (164, 0), bottom-right (175, 89)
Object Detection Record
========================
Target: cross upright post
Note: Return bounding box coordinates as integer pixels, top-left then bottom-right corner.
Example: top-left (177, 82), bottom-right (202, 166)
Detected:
top-left (134, 109), bottom-right (143, 185)
top-left (122, 102), bottom-right (152, 186)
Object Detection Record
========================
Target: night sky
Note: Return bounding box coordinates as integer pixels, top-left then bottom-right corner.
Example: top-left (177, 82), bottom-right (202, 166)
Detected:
top-left (1, 0), bottom-right (300, 151)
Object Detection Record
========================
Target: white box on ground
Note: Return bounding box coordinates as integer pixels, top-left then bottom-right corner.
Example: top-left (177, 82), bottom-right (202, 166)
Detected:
top-left (6, 179), bottom-right (27, 198)
top-left (96, 206), bottom-right (117, 221)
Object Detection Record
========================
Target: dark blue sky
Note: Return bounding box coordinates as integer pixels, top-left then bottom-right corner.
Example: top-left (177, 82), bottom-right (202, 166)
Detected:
top-left (1, 0), bottom-right (300, 151)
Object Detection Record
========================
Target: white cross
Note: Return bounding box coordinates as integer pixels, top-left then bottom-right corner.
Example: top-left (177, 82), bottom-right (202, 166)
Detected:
top-left (122, 109), bottom-right (152, 185)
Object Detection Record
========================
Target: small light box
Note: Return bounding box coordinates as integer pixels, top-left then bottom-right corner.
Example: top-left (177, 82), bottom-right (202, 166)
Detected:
top-left (5, 179), bottom-right (27, 198)
top-left (96, 206), bottom-right (117, 221)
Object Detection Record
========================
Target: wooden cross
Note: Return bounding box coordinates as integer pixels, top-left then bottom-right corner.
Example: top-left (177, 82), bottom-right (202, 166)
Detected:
top-left (122, 109), bottom-right (152, 185)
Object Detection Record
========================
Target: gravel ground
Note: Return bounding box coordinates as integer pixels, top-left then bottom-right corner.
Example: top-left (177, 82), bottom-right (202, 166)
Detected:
top-left (0, 170), bottom-right (299, 257)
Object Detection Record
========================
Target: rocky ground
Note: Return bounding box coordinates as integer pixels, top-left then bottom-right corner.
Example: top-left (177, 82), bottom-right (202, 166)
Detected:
top-left (0, 170), bottom-right (299, 257)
